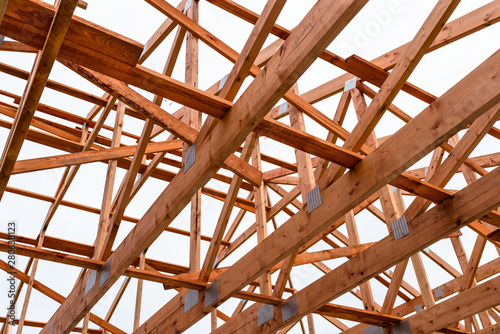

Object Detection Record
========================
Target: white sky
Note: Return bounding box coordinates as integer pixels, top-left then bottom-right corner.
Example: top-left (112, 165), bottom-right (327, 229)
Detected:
top-left (1, 0), bottom-right (500, 333)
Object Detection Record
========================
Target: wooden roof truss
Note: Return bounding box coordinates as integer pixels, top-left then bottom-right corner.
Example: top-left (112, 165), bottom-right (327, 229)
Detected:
top-left (0, 0), bottom-right (500, 333)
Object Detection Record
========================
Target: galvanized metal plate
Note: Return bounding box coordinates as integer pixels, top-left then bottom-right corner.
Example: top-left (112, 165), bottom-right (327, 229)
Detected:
top-left (99, 258), bottom-right (112, 288)
top-left (49, 320), bottom-right (54, 334)
top-left (183, 0), bottom-right (192, 13)
top-left (140, 40), bottom-right (148, 58)
top-left (414, 304), bottom-right (423, 313)
top-left (205, 280), bottom-right (219, 308)
top-left (85, 270), bottom-right (97, 296)
top-left (257, 304), bottom-right (274, 326)
top-left (278, 102), bottom-right (288, 115)
top-left (306, 185), bottom-right (322, 213)
top-left (184, 142), bottom-right (196, 173)
top-left (281, 297), bottom-right (298, 322)
top-left (392, 215), bottom-right (409, 240)
top-left (184, 290), bottom-right (199, 313)
top-left (364, 325), bottom-right (384, 334)
top-left (344, 77), bottom-right (357, 92)
top-left (0, 36), bottom-right (4, 47)
top-left (434, 287), bottom-right (444, 298)
top-left (392, 320), bottom-right (412, 334)
top-left (218, 75), bottom-right (228, 90)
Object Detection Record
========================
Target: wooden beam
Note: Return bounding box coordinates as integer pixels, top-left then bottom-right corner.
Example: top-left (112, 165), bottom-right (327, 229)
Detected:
top-left (474, 323), bottom-right (500, 334)
top-left (459, 235), bottom-right (487, 292)
top-left (252, 137), bottom-right (272, 296)
top-left (0, 41), bottom-right (37, 52)
top-left (254, 118), bottom-right (364, 168)
top-left (0, 317), bottom-right (100, 334)
top-left (345, 54), bottom-right (437, 103)
top-left (138, 0), bottom-right (188, 64)
top-left (12, 140), bottom-right (182, 174)
top-left (0, 0), bottom-right (8, 25)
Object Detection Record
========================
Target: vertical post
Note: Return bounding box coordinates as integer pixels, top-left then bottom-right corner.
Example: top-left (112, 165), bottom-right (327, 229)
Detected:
top-left (252, 138), bottom-right (272, 295)
top-left (185, 0), bottom-right (201, 273)
top-left (133, 251), bottom-right (147, 330)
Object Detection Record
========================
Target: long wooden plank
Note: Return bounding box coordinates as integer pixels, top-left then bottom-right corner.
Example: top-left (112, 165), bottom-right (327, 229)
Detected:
top-left (138, 0), bottom-right (188, 63)
top-left (0, 317), bottom-right (100, 334)
top-left (12, 140), bottom-right (183, 174)
top-left (255, 118), bottom-right (363, 168)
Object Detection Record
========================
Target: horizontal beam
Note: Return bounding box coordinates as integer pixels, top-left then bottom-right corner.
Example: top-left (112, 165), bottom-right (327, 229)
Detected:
top-left (0, 317), bottom-right (100, 334)
top-left (12, 140), bottom-right (183, 174)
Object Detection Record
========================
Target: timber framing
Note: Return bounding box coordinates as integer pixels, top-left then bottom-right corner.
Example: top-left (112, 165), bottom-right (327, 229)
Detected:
top-left (0, 0), bottom-right (499, 333)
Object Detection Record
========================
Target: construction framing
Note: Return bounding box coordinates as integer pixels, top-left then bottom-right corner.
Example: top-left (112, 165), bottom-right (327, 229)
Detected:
top-left (0, 0), bottom-right (500, 333)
